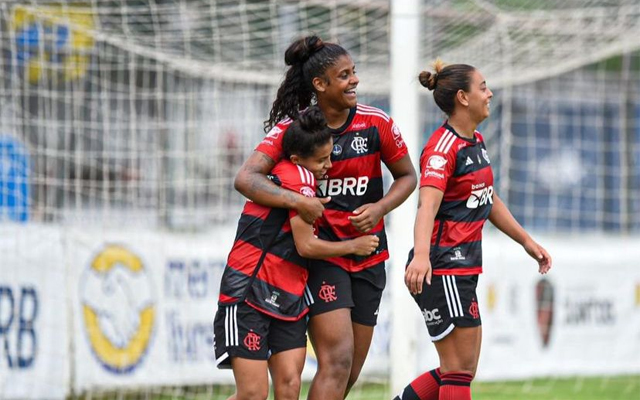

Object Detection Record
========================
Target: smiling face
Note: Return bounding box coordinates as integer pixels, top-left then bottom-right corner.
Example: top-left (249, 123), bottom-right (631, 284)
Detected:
top-left (465, 70), bottom-right (493, 123)
top-left (290, 138), bottom-right (333, 179)
top-left (313, 54), bottom-right (359, 111)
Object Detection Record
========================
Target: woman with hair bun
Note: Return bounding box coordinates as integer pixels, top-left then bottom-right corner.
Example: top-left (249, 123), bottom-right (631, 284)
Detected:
top-left (214, 106), bottom-right (379, 400)
top-left (395, 60), bottom-right (552, 400)
top-left (234, 35), bottom-right (417, 399)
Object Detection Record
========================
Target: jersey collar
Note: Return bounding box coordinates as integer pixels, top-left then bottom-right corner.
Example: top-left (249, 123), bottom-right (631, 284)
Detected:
top-left (329, 107), bottom-right (357, 135)
top-left (443, 121), bottom-right (477, 144)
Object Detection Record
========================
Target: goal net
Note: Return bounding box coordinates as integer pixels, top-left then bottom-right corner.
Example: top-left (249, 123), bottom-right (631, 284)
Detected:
top-left (1, 0), bottom-right (639, 399)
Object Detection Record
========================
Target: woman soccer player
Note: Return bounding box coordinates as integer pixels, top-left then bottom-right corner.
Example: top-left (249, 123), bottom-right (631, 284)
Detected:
top-left (234, 35), bottom-right (417, 399)
top-left (214, 107), bottom-right (379, 400)
top-left (396, 60), bottom-right (552, 400)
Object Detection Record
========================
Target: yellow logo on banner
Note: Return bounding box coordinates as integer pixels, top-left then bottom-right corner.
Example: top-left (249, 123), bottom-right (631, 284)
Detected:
top-left (80, 245), bottom-right (155, 374)
top-left (11, 5), bottom-right (94, 84)
top-left (635, 283), bottom-right (640, 307)
top-left (486, 283), bottom-right (497, 312)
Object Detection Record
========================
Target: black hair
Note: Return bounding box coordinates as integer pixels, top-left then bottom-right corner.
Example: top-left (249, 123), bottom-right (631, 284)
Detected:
top-left (282, 106), bottom-right (331, 159)
top-left (264, 35), bottom-right (349, 132)
top-left (419, 59), bottom-right (476, 115)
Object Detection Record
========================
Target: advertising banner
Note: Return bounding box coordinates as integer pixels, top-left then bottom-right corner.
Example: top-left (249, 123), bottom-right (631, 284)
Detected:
top-left (413, 233), bottom-right (640, 380)
top-left (0, 226), bottom-right (68, 399)
top-left (68, 227), bottom-right (237, 391)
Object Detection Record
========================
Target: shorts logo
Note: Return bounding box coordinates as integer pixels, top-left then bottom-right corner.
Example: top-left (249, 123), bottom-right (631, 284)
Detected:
top-left (351, 136), bottom-right (368, 154)
top-left (318, 282), bottom-right (337, 303)
top-left (80, 245), bottom-right (156, 374)
top-left (243, 331), bottom-right (261, 351)
top-left (469, 299), bottom-right (480, 319)
top-left (422, 308), bottom-right (441, 322)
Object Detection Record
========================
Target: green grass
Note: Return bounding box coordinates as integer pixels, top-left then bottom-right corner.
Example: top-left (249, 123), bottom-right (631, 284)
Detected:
top-left (344, 376), bottom-right (640, 400)
top-left (80, 376), bottom-right (640, 399)
top-left (472, 376), bottom-right (640, 400)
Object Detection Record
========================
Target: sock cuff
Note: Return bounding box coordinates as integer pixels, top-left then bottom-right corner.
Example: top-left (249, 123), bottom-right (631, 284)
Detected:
top-left (440, 371), bottom-right (473, 387)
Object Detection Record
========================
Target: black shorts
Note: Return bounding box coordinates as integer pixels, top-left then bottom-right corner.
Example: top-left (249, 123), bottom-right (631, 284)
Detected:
top-left (213, 302), bottom-right (307, 369)
top-left (305, 261), bottom-right (386, 326)
top-left (412, 274), bottom-right (482, 341)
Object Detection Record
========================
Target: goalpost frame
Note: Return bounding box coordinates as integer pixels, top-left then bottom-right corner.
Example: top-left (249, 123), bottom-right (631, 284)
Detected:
top-left (389, 0), bottom-right (420, 395)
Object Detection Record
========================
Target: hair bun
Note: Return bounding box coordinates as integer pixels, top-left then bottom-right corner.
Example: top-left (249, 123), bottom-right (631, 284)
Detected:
top-left (419, 70), bottom-right (438, 91)
top-left (298, 106), bottom-right (327, 131)
top-left (284, 35), bottom-right (325, 66)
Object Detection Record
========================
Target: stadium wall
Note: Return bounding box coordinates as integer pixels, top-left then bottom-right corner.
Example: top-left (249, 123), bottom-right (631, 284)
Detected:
top-left (1, 224), bottom-right (639, 398)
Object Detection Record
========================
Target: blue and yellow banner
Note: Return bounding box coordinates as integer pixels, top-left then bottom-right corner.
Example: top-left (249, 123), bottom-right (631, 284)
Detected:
top-left (11, 4), bottom-right (94, 84)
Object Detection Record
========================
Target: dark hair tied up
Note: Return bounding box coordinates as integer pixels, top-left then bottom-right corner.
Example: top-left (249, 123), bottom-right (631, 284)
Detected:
top-left (282, 106), bottom-right (331, 159)
top-left (419, 59), bottom-right (475, 115)
top-left (285, 36), bottom-right (325, 66)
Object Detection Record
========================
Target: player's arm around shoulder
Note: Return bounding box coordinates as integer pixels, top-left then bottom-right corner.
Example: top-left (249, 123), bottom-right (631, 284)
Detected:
top-left (234, 150), bottom-right (327, 224)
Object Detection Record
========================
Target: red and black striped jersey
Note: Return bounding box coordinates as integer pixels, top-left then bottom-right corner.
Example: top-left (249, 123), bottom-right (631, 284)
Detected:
top-left (257, 104), bottom-right (409, 272)
top-left (418, 122), bottom-right (494, 276)
top-left (218, 161), bottom-right (317, 320)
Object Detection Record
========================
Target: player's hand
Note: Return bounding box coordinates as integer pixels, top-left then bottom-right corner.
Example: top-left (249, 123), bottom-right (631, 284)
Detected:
top-left (348, 203), bottom-right (385, 233)
top-left (523, 239), bottom-right (552, 274)
top-left (350, 235), bottom-right (380, 256)
top-left (296, 196), bottom-right (330, 224)
top-left (405, 253), bottom-right (432, 295)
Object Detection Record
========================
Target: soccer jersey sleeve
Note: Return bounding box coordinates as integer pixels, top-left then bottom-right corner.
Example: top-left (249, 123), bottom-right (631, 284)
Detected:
top-left (378, 117), bottom-right (409, 165)
top-left (419, 129), bottom-right (458, 191)
top-left (271, 161), bottom-right (317, 220)
top-left (254, 120), bottom-right (292, 163)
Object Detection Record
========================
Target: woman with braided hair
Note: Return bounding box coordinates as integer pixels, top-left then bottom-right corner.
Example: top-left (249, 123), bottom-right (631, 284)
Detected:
top-left (214, 106), bottom-right (380, 400)
top-left (234, 35), bottom-right (416, 399)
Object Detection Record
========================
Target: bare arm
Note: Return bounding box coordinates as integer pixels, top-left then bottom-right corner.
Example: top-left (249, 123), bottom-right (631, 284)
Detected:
top-left (289, 216), bottom-right (379, 259)
top-left (489, 193), bottom-right (552, 274)
top-left (405, 186), bottom-right (443, 294)
top-left (349, 154), bottom-right (418, 232)
top-left (234, 151), bottom-right (328, 223)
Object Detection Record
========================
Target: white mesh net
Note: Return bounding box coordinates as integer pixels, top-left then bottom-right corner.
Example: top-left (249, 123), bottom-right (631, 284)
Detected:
top-left (1, 1), bottom-right (639, 399)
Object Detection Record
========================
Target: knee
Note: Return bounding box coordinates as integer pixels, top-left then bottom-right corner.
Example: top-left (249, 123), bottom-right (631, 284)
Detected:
top-left (235, 385), bottom-right (269, 400)
top-left (318, 342), bottom-right (353, 377)
top-left (275, 374), bottom-right (302, 396)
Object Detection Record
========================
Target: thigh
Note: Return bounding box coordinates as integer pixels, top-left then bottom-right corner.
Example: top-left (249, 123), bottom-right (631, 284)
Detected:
top-left (213, 303), bottom-right (271, 369)
top-left (231, 357), bottom-right (269, 399)
top-left (308, 308), bottom-right (354, 362)
top-left (268, 347), bottom-right (306, 385)
top-left (350, 262), bottom-right (386, 326)
top-left (306, 263), bottom-right (354, 316)
top-left (434, 325), bottom-right (482, 374)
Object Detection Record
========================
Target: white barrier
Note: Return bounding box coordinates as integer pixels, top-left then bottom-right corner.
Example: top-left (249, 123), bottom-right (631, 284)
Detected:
top-left (67, 228), bottom-right (236, 392)
top-left (1, 225), bottom-right (639, 396)
top-left (0, 226), bottom-right (69, 400)
top-left (412, 233), bottom-right (640, 380)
